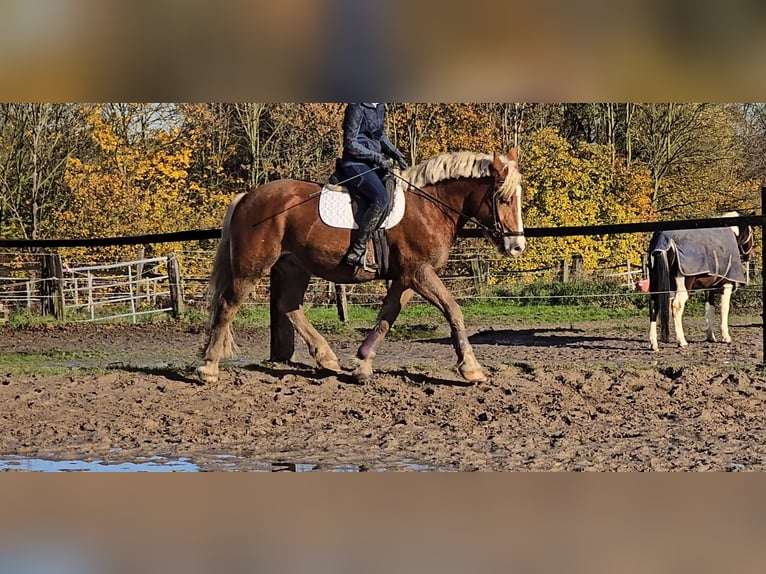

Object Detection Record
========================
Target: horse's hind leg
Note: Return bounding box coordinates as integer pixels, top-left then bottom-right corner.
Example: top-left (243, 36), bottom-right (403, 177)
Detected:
top-left (353, 280), bottom-right (414, 383)
top-left (411, 265), bottom-right (488, 383)
top-left (649, 293), bottom-right (659, 351)
top-left (197, 276), bottom-right (255, 383)
top-left (671, 276), bottom-right (689, 347)
top-left (705, 289), bottom-right (717, 342)
top-left (273, 256), bottom-right (340, 372)
top-left (719, 283), bottom-right (733, 343)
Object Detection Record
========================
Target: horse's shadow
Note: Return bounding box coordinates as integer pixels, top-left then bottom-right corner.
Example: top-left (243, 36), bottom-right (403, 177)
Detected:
top-left (107, 360), bottom-right (470, 387)
top-left (422, 327), bottom-right (638, 351)
top-left (251, 360), bottom-right (352, 383)
top-left (250, 361), bottom-right (472, 387)
top-left (106, 363), bottom-right (202, 385)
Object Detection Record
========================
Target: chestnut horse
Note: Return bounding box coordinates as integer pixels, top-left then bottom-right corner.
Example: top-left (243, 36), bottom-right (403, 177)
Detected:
top-left (648, 212), bottom-right (754, 351)
top-left (196, 149), bottom-right (526, 384)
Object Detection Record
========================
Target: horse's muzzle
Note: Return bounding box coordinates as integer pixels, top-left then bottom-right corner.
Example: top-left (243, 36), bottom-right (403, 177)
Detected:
top-left (502, 233), bottom-right (526, 257)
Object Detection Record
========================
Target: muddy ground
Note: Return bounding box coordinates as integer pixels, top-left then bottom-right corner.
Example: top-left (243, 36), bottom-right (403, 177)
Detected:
top-left (1, 313), bottom-right (765, 471)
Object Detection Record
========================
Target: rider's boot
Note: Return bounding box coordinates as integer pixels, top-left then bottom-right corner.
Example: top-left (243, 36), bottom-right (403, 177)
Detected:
top-left (341, 202), bottom-right (386, 270)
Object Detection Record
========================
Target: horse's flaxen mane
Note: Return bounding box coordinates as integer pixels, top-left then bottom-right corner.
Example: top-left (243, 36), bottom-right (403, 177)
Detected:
top-left (719, 210), bottom-right (742, 236)
top-left (400, 151), bottom-right (521, 200)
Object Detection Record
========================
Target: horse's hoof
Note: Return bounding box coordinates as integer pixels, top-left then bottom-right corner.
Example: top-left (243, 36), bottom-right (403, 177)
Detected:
top-left (352, 372), bottom-right (372, 384)
top-left (194, 366), bottom-right (219, 384)
top-left (318, 359), bottom-right (342, 373)
top-left (351, 362), bottom-right (373, 384)
top-left (459, 365), bottom-right (488, 384)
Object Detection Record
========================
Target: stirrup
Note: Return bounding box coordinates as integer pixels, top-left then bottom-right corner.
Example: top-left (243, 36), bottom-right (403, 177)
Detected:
top-left (341, 252), bottom-right (377, 272)
top-left (361, 254), bottom-right (378, 272)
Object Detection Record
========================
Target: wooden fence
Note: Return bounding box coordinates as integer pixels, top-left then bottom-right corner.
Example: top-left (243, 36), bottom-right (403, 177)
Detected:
top-left (0, 253), bottom-right (184, 323)
top-left (0, 194), bottom-right (764, 335)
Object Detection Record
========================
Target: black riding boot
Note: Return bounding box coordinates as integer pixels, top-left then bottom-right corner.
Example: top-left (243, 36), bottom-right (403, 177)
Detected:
top-left (341, 202), bottom-right (387, 270)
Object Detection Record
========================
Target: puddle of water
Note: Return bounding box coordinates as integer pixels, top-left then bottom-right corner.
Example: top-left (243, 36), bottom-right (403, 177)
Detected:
top-left (0, 455), bottom-right (200, 472)
top-left (0, 455), bottom-right (436, 472)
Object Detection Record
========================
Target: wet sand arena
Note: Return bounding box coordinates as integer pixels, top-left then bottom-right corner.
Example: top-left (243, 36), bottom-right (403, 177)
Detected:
top-left (1, 314), bottom-right (764, 471)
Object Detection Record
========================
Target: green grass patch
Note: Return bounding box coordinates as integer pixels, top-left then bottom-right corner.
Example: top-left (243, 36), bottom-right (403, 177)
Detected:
top-left (461, 300), bottom-right (642, 323)
top-left (0, 350), bottom-right (110, 376)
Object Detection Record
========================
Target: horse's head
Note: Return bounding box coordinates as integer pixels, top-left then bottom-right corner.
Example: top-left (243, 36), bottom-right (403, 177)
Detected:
top-left (737, 221), bottom-right (755, 262)
top-left (724, 210), bottom-right (755, 262)
top-left (486, 149), bottom-right (526, 257)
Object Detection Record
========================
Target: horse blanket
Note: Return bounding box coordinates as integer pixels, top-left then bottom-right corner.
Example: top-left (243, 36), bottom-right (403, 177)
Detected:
top-left (649, 228), bottom-right (747, 286)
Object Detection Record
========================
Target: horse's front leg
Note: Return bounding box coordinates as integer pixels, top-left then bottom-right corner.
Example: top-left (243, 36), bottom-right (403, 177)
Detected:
top-left (719, 283), bottom-right (734, 343)
top-left (705, 289), bottom-right (717, 342)
top-left (353, 280), bottom-right (414, 383)
top-left (411, 265), bottom-right (487, 383)
top-left (274, 256), bottom-right (340, 372)
top-left (671, 276), bottom-right (689, 347)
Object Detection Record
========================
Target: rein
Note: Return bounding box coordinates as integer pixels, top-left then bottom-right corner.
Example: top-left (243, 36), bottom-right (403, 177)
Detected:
top-left (739, 225), bottom-right (755, 260)
top-left (486, 177), bottom-right (525, 239)
top-left (391, 170), bottom-right (524, 241)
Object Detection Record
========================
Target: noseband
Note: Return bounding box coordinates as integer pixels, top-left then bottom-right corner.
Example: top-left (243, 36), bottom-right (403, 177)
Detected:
top-left (738, 225), bottom-right (755, 260)
top-left (485, 176), bottom-right (525, 241)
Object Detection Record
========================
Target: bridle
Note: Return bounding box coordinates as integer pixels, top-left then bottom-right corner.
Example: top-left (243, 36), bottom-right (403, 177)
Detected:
top-left (483, 174), bottom-right (525, 243)
top-left (390, 169), bottom-right (525, 242)
top-left (738, 224), bottom-right (755, 261)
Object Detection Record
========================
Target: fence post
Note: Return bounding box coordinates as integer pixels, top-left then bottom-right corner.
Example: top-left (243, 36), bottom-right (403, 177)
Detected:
top-left (87, 271), bottom-right (94, 320)
top-left (559, 258), bottom-right (570, 282)
top-left (334, 283), bottom-right (349, 323)
top-left (40, 253), bottom-right (65, 320)
top-left (128, 265), bottom-right (137, 324)
top-left (52, 254), bottom-right (65, 320)
top-left (135, 247), bottom-right (145, 300)
top-left (471, 258), bottom-right (489, 295)
top-left (167, 253), bottom-right (185, 318)
top-left (571, 253), bottom-right (584, 280)
top-left (39, 254), bottom-right (52, 316)
top-left (761, 186), bottom-right (765, 365)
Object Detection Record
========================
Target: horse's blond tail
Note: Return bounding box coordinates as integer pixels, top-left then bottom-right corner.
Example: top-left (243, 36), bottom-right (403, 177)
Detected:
top-left (650, 249), bottom-right (671, 343)
top-left (206, 192), bottom-right (246, 359)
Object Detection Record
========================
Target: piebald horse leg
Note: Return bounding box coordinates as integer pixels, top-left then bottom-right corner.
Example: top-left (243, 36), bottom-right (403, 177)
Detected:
top-left (411, 265), bottom-right (488, 383)
top-left (649, 293), bottom-right (659, 352)
top-left (352, 280), bottom-right (414, 383)
top-left (274, 258), bottom-right (341, 372)
top-left (719, 283), bottom-right (733, 343)
top-left (197, 277), bottom-right (255, 383)
top-left (671, 276), bottom-right (689, 348)
top-left (705, 289), bottom-right (717, 342)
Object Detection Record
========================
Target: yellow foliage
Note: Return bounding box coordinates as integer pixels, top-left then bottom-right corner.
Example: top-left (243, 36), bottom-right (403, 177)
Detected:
top-left (498, 127), bottom-right (655, 280)
top-left (56, 104), bottom-right (233, 274)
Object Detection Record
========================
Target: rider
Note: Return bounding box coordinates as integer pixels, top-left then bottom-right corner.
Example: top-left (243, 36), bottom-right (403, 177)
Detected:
top-left (339, 103), bottom-right (408, 270)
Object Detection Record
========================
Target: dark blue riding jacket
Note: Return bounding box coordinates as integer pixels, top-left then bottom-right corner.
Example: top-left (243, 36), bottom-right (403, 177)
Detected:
top-left (341, 103), bottom-right (404, 166)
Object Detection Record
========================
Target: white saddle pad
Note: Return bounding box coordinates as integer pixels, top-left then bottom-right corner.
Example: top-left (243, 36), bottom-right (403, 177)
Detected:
top-left (318, 181), bottom-right (406, 229)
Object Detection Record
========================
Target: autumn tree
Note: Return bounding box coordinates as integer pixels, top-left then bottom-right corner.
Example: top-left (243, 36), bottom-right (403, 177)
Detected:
top-left (629, 103), bottom-right (744, 215)
top-left (257, 103), bottom-right (345, 181)
top-left (0, 103), bottom-right (86, 240)
top-left (56, 103), bottom-right (231, 266)
top-left (512, 127), bottom-right (653, 274)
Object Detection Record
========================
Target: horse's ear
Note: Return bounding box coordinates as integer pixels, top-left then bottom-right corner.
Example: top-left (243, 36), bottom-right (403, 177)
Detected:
top-left (508, 148), bottom-right (519, 162)
top-left (492, 152), bottom-right (504, 172)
